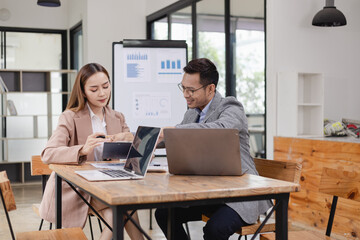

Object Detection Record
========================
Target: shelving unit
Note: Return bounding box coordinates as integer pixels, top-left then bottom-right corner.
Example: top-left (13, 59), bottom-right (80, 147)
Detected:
top-left (277, 72), bottom-right (324, 137)
top-left (0, 69), bottom-right (76, 184)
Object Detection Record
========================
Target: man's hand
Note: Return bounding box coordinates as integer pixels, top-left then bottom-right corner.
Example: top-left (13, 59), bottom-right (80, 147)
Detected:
top-left (157, 126), bottom-right (175, 146)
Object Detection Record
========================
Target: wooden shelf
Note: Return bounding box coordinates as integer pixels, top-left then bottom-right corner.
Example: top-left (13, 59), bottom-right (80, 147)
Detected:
top-left (277, 72), bottom-right (324, 137)
top-left (1, 114), bottom-right (48, 117)
top-left (0, 161), bottom-right (41, 184)
top-left (0, 69), bottom-right (76, 184)
top-left (1, 137), bottom-right (48, 140)
top-left (2, 92), bottom-right (71, 94)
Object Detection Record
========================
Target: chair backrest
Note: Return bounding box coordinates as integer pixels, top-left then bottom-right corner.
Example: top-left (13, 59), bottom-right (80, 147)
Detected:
top-left (31, 155), bottom-right (52, 176)
top-left (253, 157), bottom-right (302, 183)
top-left (319, 167), bottom-right (360, 202)
top-left (0, 171), bottom-right (16, 211)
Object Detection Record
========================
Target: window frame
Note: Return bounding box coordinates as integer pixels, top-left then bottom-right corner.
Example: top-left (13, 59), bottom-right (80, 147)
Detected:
top-left (146, 0), bottom-right (267, 156)
top-left (0, 26), bottom-right (68, 112)
top-left (70, 21), bottom-right (83, 71)
top-left (0, 26), bottom-right (67, 70)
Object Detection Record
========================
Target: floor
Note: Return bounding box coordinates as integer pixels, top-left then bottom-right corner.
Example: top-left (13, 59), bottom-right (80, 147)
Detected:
top-left (0, 183), bottom-right (251, 240)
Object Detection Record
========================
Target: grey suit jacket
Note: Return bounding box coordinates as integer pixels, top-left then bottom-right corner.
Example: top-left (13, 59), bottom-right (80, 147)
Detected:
top-left (176, 91), bottom-right (272, 224)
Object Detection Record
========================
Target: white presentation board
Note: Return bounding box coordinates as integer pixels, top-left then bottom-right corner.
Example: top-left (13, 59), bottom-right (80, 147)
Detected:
top-left (112, 40), bottom-right (188, 133)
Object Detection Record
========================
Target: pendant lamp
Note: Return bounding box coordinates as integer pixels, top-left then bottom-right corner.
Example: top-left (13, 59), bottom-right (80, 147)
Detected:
top-left (312, 0), bottom-right (346, 27)
top-left (37, 0), bottom-right (61, 7)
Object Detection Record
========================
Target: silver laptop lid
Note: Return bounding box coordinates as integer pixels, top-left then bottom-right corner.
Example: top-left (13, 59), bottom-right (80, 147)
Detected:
top-left (164, 128), bottom-right (242, 176)
top-left (123, 126), bottom-right (161, 176)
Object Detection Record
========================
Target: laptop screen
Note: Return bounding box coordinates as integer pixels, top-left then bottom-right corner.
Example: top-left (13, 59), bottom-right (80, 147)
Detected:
top-left (124, 126), bottom-right (160, 176)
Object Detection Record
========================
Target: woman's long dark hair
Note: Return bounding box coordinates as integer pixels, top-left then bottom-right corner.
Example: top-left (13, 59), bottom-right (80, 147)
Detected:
top-left (66, 63), bottom-right (111, 112)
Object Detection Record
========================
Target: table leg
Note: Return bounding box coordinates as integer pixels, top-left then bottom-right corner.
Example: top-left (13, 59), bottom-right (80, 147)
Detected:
top-left (275, 193), bottom-right (289, 240)
top-left (55, 173), bottom-right (62, 229)
top-left (113, 206), bottom-right (124, 240)
top-left (167, 208), bottom-right (175, 240)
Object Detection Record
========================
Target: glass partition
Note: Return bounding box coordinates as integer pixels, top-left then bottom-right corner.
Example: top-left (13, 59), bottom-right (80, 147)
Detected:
top-left (231, 0), bottom-right (265, 157)
top-left (152, 17), bottom-right (168, 40)
top-left (147, 0), bottom-right (266, 157)
top-left (197, 0), bottom-right (225, 96)
top-left (171, 6), bottom-right (193, 59)
top-left (4, 32), bottom-right (62, 70)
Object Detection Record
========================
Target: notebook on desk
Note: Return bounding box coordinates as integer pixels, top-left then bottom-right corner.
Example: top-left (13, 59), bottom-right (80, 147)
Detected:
top-left (164, 128), bottom-right (242, 176)
top-left (75, 126), bottom-right (161, 181)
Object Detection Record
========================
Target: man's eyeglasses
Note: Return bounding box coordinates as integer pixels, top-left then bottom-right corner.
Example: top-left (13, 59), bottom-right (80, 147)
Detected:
top-left (177, 83), bottom-right (209, 96)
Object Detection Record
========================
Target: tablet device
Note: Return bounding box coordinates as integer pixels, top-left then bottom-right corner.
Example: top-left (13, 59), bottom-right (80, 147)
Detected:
top-left (76, 126), bottom-right (161, 181)
top-left (102, 141), bottom-right (132, 160)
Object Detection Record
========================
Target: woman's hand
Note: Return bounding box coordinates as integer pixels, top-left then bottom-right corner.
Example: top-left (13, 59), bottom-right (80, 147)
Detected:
top-left (108, 132), bottom-right (134, 142)
top-left (79, 132), bottom-right (109, 156)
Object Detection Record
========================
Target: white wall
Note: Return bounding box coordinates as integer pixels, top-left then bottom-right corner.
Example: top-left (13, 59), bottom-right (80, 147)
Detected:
top-left (67, 0), bottom-right (87, 63)
top-left (85, 0), bottom-right (147, 72)
top-left (68, 0), bottom-right (86, 28)
top-left (145, 0), bottom-right (178, 15)
top-left (0, 0), bottom-right (160, 72)
top-left (266, 0), bottom-right (360, 158)
top-left (0, 0), bottom-right (68, 29)
top-left (2, 0), bottom-right (359, 159)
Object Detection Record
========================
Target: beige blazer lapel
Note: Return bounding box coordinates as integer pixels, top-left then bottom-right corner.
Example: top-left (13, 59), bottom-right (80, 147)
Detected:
top-left (73, 107), bottom-right (94, 160)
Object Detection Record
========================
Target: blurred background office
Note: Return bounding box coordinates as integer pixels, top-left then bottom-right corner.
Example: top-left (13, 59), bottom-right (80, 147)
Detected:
top-left (0, 0), bottom-right (359, 239)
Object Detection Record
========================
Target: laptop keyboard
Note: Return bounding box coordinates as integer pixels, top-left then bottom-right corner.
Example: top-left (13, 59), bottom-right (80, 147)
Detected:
top-left (100, 169), bottom-right (135, 178)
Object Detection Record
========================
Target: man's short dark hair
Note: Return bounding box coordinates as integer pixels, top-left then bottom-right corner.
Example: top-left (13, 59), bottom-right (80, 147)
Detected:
top-left (183, 58), bottom-right (219, 87)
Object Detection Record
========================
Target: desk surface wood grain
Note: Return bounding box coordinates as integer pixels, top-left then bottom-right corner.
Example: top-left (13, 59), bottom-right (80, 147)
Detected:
top-left (50, 163), bottom-right (300, 206)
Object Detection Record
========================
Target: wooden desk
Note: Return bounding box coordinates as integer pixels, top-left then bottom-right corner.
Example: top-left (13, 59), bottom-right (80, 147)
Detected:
top-left (50, 163), bottom-right (300, 240)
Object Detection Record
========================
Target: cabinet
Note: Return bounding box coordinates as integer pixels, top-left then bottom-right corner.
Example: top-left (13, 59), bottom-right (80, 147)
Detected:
top-left (277, 72), bottom-right (324, 137)
top-left (0, 69), bottom-right (76, 183)
top-left (274, 136), bottom-right (360, 239)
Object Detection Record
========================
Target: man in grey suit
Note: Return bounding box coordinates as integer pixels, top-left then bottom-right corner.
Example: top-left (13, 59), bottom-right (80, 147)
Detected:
top-left (155, 58), bottom-right (272, 240)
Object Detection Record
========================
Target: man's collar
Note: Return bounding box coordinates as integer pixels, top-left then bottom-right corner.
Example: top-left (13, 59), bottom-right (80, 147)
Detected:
top-left (196, 97), bottom-right (214, 115)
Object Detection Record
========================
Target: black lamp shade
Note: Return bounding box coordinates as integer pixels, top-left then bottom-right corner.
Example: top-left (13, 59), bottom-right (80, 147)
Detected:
top-left (312, 1), bottom-right (347, 27)
top-left (312, 6), bottom-right (347, 26)
top-left (37, 0), bottom-right (61, 7)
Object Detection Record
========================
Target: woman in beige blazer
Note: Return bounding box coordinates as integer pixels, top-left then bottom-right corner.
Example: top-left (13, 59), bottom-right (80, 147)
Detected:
top-left (39, 63), bottom-right (144, 240)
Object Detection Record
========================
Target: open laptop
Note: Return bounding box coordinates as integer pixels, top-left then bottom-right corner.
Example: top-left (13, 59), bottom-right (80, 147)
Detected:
top-left (164, 128), bottom-right (242, 176)
top-left (75, 126), bottom-right (161, 181)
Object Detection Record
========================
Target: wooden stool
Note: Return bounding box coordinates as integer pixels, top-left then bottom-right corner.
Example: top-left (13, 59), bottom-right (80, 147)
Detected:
top-left (0, 171), bottom-right (86, 240)
top-left (31, 155), bottom-right (53, 230)
top-left (31, 155), bottom-right (102, 239)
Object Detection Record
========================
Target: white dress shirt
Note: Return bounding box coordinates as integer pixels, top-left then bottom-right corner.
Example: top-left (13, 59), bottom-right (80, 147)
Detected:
top-left (87, 103), bottom-right (107, 161)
